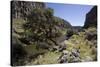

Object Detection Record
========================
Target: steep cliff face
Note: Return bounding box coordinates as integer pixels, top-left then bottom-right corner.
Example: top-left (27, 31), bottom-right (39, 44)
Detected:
top-left (11, 1), bottom-right (46, 19)
top-left (84, 6), bottom-right (97, 28)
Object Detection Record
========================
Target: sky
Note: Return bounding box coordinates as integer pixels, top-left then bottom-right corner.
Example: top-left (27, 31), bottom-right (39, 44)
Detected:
top-left (46, 3), bottom-right (93, 26)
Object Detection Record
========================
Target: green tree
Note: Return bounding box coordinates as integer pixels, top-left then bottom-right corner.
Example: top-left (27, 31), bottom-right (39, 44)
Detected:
top-left (23, 8), bottom-right (61, 48)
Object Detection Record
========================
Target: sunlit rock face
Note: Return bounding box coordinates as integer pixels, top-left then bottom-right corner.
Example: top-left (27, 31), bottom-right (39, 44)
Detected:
top-left (11, 1), bottom-right (46, 19)
top-left (84, 6), bottom-right (97, 28)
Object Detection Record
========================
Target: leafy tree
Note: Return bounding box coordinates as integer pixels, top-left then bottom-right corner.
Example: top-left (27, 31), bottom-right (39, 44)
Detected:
top-left (22, 8), bottom-right (62, 48)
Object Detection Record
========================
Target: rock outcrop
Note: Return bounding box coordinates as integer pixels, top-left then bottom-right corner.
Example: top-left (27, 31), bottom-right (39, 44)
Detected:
top-left (58, 49), bottom-right (81, 63)
top-left (11, 0), bottom-right (45, 19)
top-left (84, 6), bottom-right (97, 28)
top-left (72, 26), bottom-right (82, 32)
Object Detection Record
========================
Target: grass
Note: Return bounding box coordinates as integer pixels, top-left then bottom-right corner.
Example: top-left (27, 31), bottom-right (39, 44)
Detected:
top-left (12, 18), bottom-right (97, 65)
top-left (31, 51), bottom-right (61, 64)
top-left (12, 19), bottom-right (25, 33)
top-left (23, 44), bottom-right (48, 55)
top-left (65, 28), bottom-right (97, 61)
top-left (25, 28), bottom-right (97, 65)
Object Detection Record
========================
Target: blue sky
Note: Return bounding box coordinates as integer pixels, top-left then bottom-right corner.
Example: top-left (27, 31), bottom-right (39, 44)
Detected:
top-left (46, 3), bottom-right (93, 26)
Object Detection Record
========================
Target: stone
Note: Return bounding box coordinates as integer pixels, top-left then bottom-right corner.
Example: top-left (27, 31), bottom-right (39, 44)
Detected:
top-left (58, 50), bottom-right (69, 63)
top-left (71, 49), bottom-right (80, 57)
top-left (62, 50), bottom-right (69, 55)
top-left (58, 54), bottom-right (68, 63)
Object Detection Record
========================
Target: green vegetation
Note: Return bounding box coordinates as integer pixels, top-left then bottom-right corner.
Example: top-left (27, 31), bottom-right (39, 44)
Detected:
top-left (11, 1), bottom-right (97, 66)
top-left (66, 28), bottom-right (97, 61)
top-left (27, 28), bottom-right (97, 64)
top-left (31, 51), bottom-right (61, 64)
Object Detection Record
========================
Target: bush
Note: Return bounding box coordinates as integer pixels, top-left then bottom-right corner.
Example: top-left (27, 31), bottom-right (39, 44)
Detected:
top-left (11, 36), bottom-right (27, 66)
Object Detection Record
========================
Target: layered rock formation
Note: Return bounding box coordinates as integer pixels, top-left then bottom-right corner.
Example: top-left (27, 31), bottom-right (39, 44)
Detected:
top-left (84, 6), bottom-right (97, 28)
top-left (11, 1), bottom-right (45, 19)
